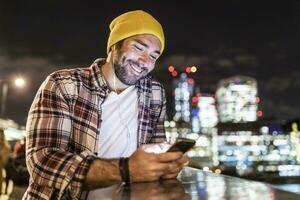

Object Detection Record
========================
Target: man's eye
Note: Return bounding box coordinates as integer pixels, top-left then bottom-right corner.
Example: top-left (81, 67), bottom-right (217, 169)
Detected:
top-left (150, 55), bottom-right (157, 60)
top-left (134, 45), bottom-right (143, 51)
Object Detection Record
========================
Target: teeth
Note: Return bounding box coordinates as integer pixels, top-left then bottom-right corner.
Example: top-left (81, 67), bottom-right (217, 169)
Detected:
top-left (132, 65), bottom-right (141, 73)
top-left (130, 63), bottom-right (142, 73)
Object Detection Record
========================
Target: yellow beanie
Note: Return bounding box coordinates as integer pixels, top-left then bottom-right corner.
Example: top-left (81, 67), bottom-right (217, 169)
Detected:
top-left (107, 10), bottom-right (165, 55)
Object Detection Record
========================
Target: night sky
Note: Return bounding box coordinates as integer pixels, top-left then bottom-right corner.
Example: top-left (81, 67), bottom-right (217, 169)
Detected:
top-left (0, 1), bottom-right (299, 126)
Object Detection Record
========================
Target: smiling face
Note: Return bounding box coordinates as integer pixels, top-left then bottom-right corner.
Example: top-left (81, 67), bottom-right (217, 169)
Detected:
top-left (112, 34), bottom-right (162, 85)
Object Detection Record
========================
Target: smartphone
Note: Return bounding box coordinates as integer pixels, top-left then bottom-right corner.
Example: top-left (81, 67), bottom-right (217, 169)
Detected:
top-left (167, 138), bottom-right (196, 153)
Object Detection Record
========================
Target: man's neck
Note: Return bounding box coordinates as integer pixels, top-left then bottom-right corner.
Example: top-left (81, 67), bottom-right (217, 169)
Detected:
top-left (102, 62), bottom-right (129, 94)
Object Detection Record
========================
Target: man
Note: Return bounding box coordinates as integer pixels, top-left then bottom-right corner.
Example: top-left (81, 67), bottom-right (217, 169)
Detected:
top-left (24, 10), bottom-right (188, 200)
top-left (0, 128), bottom-right (11, 195)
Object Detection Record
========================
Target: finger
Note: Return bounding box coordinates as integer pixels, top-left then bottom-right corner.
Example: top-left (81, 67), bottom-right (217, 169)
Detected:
top-left (156, 152), bottom-right (183, 162)
top-left (140, 144), bottom-right (156, 150)
top-left (176, 155), bottom-right (190, 165)
top-left (168, 165), bottom-right (182, 174)
top-left (150, 162), bottom-right (179, 173)
top-left (161, 172), bottom-right (179, 179)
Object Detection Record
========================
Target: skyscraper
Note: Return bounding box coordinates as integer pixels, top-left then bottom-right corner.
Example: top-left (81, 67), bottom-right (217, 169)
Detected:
top-left (216, 75), bottom-right (258, 123)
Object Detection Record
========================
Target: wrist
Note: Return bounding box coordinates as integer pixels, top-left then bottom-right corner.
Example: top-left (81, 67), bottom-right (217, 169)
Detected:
top-left (85, 158), bottom-right (122, 189)
top-left (119, 157), bottom-right (130, 185)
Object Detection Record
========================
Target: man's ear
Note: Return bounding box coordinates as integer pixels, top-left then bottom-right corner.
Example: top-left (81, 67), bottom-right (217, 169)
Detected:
top-left (106, 50), bottom-right (112, 63)
top-left (106, 44), bottom-right (116, 63)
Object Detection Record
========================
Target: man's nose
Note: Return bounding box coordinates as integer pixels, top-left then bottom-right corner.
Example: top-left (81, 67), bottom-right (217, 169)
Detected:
top-left (138, 53), bottom-right (151, 68)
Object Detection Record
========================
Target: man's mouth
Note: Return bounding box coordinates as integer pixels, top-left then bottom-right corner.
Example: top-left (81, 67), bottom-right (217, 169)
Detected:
top-left (129, 63), bottom-right (143, 75)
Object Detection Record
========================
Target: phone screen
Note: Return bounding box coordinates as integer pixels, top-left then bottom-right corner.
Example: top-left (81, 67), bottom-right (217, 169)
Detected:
top-left (167, 138), bottom-right (196, 153)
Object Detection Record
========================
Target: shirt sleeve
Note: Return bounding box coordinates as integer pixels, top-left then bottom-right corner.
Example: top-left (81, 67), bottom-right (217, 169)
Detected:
top-left (149, 86), bottom-right (167, 144)
top-left (26, 75), bottom-right (96, 199)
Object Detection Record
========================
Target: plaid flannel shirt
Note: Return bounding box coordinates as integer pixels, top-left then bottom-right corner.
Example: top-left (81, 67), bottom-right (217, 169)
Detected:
top-left (23, 59), bottom-right (166, 199)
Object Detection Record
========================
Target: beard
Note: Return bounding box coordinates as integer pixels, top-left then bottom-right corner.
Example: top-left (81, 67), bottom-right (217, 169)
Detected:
top-left (113, 54), bottom-right (148, 86)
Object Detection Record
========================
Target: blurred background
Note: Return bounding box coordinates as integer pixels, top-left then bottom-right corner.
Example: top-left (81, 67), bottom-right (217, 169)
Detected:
top-left (0, 0), bottom-right (299, 198)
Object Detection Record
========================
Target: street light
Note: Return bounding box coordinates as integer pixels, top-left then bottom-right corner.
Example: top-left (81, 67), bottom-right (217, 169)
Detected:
top-left (0, 77), bottom-right (26, 117)
top-left (15, 78), bottom-right (25, 88)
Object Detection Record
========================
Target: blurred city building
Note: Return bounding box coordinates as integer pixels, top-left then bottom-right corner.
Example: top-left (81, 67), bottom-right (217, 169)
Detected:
top-left (197, 94), bottom-right (218, 131)
top-left (216, 75), bottom-right (258, 123)
top-left (0, 118), bottom-right (19, 130)
top-left (173, 73), bottom-right (194, 124)
top-left (0, 118), bottom-right (25, 141)
top-left (164, 71), bottom-right (300, 192)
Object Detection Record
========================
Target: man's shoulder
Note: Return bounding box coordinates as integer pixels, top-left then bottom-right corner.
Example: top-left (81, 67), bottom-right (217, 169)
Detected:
top-left (49, 66), bottom-right (92, 81)
top-left (47, 58), bottom-right (104, 86)
top-left (42, 65), bottom-right (96, 96)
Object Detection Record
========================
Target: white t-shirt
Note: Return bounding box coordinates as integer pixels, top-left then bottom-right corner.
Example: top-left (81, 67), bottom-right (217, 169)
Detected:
top-left (88, 86), bottom-right (138, 200)
top-left (98, 85), bottom-right (138, 158)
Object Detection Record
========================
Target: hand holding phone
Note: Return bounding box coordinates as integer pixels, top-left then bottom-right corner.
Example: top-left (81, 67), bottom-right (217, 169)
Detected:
top-left (167, 138), bottom-right (196, 153)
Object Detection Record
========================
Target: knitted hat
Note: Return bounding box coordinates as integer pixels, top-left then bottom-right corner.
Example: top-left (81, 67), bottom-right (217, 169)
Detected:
top-left (107, 10), bottom-right (165, 55)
